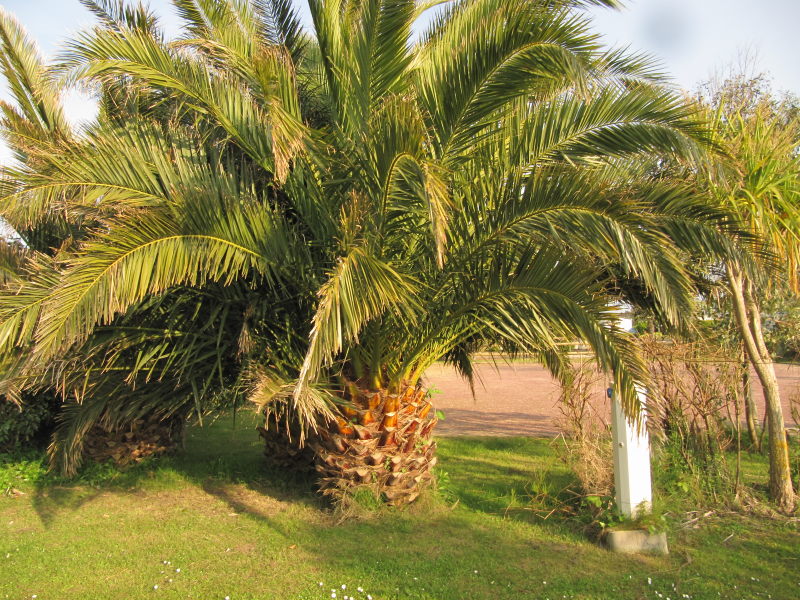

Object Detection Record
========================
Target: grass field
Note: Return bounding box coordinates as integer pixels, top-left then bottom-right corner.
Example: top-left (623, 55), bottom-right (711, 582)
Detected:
top-left (1, 414), bottom-right (798, 600)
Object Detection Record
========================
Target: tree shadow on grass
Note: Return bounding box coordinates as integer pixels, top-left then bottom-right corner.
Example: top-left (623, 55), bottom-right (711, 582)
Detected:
top-left (287, 505), bottom-right (662, 600)
top-left (434, 436), bottom-right (591, 539)
top-left (11, 421), bottom-right (800, 600)
top-left (16, 423), bottom-right (799, 600)
top-left (29, 485), bottom-right (105, 529)
top-left (27, 413), bottom-right (323, 529)
top-left (26, 421), bottom-right (582, 542)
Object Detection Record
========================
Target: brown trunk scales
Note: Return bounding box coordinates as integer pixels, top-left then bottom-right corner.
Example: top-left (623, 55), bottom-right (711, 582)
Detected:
top-left (257, 415), bottom-right (316, 471)
top-left (83, 414), bottom-right (184, 466)
top-left (260, 383), bottom-right (438, 506)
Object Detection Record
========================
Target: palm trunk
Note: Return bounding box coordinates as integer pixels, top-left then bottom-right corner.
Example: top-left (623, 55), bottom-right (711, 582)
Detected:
top-left (728, 266), bottom-right (795, 512)
top-left (82, 413), bottom-right (184, 467)
top-left (310, 383), bottom-right (438, 506)
top-left (257, 414), bottom-right (316, 471)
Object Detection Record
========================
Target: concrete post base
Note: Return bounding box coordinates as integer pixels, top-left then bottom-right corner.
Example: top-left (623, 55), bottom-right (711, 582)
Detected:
top-left (603, 529), bottom-right (669, 555)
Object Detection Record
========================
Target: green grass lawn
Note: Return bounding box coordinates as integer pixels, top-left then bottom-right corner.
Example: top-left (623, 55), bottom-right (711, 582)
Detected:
top-left (1, 415), bottom-right (798, 600)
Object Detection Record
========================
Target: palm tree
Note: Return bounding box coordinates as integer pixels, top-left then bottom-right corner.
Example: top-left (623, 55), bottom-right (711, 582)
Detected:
top-left (0, 7), bottom-right (76, 410)
top-left (0, 1), bottom-right (300, 472)
top-left (701, 76), bottom-right (799, 512)
top-left (0, 0), bottom-right (738, 503)
top-left (0, 7), bottom-right (75, 254)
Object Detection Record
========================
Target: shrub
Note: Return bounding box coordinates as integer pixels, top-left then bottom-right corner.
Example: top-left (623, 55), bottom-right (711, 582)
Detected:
top-left (0, 393), bottom-right (60, 453)
top-left (556, 337), bottom-right (756, 519)
top-left (555, 360), bottom-right (613, 498)
top-left (641, 335), bottom-right (749, 506)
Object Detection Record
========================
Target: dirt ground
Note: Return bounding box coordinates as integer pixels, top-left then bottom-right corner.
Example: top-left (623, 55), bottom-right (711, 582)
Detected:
top-left (423, 361), bottom-right (800, 437)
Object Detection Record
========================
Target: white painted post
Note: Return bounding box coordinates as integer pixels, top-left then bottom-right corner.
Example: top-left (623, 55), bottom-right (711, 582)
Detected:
top-left (610, 310), bottom-right (652, 519)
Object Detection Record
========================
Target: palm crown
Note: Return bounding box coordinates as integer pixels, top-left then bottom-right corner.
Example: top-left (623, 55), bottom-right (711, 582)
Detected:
top-left (0, 0), bottom-right (738, 485)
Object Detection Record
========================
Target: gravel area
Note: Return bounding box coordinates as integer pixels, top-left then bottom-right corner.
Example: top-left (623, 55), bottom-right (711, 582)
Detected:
top-left (424, 361), bottom-right (800, 437)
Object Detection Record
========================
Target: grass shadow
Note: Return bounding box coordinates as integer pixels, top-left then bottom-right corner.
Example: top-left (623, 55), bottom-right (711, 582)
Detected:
top-left (17, 412), bottom-right (321, 528)
top-left (16, 423), bottom-right (588, 535)
top-left (434, 436), bottom-right (591, 538)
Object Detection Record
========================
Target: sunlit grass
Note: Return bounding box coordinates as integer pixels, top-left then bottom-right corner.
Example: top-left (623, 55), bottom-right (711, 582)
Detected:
top-left (1, 415), bottom-right (797, 600)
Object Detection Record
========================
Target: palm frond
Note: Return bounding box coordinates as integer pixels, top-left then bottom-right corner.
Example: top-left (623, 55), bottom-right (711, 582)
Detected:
top-left (80, 0), bottom-right (162, 35)
top-left (295, 245), bottom-right (419, 398)
top-left (0, 240), bottom-right (28, 287)
top-left (32, 193), bottom-right (297, 361)
top-left (416, 0), bottom-right (599, 157)
top-left (0, 8), bottom-right (69, 141)
top-left (506, 87), bottom-right (711, 168)
top-left (0, 251), bottom-right (61, 354)
top-left (59, 26), bottom-right (307, 177)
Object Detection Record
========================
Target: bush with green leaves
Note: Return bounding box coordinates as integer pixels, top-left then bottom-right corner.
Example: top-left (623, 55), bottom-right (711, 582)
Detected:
top-left (0, 393), bottom-right (59, 453)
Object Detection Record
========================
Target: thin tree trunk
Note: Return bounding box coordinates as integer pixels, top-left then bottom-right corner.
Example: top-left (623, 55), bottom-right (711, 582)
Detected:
top-left (733, 376), bottom-right (742, 498)
top-left (741, 347), bottom-right (760, 451)
top-left (728, 266), bottom-right (795, 512)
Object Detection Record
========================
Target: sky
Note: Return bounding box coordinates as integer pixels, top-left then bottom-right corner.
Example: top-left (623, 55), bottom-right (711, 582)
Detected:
top-left (0, 0), bottom-right (798, 162)
top-left (587, 0), bottom-right (800, 94)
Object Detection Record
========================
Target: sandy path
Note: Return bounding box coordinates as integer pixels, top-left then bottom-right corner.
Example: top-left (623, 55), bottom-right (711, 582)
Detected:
top-left (423, 361), bottom-right (800, 437)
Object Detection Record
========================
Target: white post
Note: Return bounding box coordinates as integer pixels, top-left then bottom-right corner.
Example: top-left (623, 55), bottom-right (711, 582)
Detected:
top-left (610, 311), bottom-right (653, 519)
